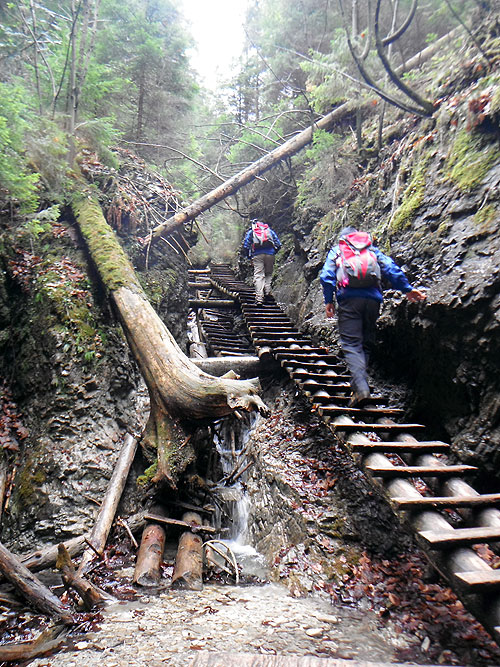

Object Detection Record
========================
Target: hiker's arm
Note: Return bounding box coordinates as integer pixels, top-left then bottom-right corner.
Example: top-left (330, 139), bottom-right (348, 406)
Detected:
top-left (374, 249), bottom-right (413, 292)
top-left (406, 288), bottom-right (426, 302)
top-left (320, 248), bottom-right (337, 309)
top-left (242, 230), bottom-right (252, 257)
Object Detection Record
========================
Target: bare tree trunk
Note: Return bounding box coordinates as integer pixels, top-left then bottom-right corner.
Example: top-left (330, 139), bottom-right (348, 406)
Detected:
top-left (133, 522), bottom-right (166, 587)
top-left (0, 542), bottom-right (73, 624)
top-left (171, 512), bottom-right (203, 591)
top-left (77, 434), bottom-right (138, 575)
top-left (73, 196), bottom-right (269, 487)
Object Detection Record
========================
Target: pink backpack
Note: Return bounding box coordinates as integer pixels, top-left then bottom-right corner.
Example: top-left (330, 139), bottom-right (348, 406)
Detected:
top-left (336, 231), bottom-right (381, 288)
top-left (252, 221), bottom-right (274, 250)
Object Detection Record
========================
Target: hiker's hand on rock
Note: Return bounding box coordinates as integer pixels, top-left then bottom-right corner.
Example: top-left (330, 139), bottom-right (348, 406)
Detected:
top-left (406, 289), bottom-right (426, 303)
top-left (325, 303), bottom-right (335, 319)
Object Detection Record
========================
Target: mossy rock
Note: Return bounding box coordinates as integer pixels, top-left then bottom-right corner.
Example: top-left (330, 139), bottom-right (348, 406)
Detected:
top-left (446, 129), bottom-right (498, 192)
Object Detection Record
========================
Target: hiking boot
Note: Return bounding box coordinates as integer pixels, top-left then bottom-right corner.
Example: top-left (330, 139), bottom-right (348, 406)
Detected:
top-left (349, 390), bottom-right (371, 407)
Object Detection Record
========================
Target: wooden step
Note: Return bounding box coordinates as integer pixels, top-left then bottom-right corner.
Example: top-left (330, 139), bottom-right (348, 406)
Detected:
top-left (350, 440), bottom-right (449, 453)
top-left (291, 371), bottom-right (351, 382)
top-left (393, 493), bottom-right (500, 509)
top-left (283, 360), bottom-right (345, 371)
top-left (300, 381), bottom-right (351, 392)
top-left (254, 338), bottom-right (309, 346)
top-left (454, 570), bottom-right (500, 592)
top-left (317, 406), bottom-right (404, 417)
top-left (330, 423), bottom-right (425, 433)
top-left (419, 526), bottom-right (500, 548)
top-left (310, 393), bottom-right (388, 405)
top-left (276, 352), bottom-right (337, 361)
top-left (366, 464), bottom-right (476, 478)
top-left (274, 347), bottom-right (328, 355)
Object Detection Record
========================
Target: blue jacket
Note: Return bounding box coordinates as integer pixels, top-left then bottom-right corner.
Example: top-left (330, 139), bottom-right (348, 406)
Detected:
top-left (243, 227), bottom-right (281, 258)
top-left (320, 245), bottom-right (413, 304)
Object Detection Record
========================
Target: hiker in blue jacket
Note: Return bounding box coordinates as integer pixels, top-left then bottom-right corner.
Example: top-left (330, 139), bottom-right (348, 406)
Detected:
top-left (243, 220), bottom-right (281, 304)
top-left (320, 226), bottom-right (426, 406)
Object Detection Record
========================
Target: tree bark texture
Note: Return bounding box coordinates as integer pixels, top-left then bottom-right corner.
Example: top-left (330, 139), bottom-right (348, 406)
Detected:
top-left (171, 512), bottom-right (203, 591)
top-left (133, 523), bottom-right (166, 587)
top-left (0, 626), bottom-right (66, 663)
top-left (56, 544), bottom-right (106, 610)
top-left (146, 29), bottom-right (458, 242)
top-left (73, 196), bottom-right (269, 487)
top-left (0, 542), bottom-right (73, 624)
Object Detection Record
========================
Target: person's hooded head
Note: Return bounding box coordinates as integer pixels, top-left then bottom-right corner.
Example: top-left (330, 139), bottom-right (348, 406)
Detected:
top-left (338, 226), bottom-right (357, 241)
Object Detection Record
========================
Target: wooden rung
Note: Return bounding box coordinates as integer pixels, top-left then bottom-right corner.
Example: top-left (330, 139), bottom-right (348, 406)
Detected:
top-left (274, 347), bottom-right (328, 355)
top-left (188, 282), bottom-right (212, 288)
top-left (275, 352), bottom-right (336, 360)
top-left (254, 338), bottom-right (309, 345)
top-left (393, 493), bottom-right (500, 509)
top-left (366, 464), bottom-right (476, 478)
top-left (318, 406), bottom-right (404, 416)
top-left (251, 331), bottom-right (302, 337)
top-left (455, 570), bottom-right (500, 592)
top-left (350, 440), bottom-right (449, 452)
top-left (330, 423), bottom-right (425, 433)
top-left (419, 526), bottom-right (500, 548)
top-left (310, 394), bottom-right (388, 405)
top-left (279, 357), bottom-right (341, 365)
top-left (291, 371), bottom-right (351, 381)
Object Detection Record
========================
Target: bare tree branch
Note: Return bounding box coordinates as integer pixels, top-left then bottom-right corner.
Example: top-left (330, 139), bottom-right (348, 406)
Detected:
top-left (442, 0), bottom-right (492, 66)
top-left (374, 0), bottom-right (434, 115)
top-left (382, 0), bottom-right (418, 46)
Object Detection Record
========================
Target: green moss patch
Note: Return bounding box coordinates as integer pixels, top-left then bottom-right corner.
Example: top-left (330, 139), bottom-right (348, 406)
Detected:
top-left (137, 462), bottom-right (158, 487)
top-left (73, 195), bottom-right (142, 293)
top-left (446, 129), bottom-right (498, 192)
top-left (391, 156), bottom-right (429, 231)
top-left (474, 203), bottom-right (497, 234)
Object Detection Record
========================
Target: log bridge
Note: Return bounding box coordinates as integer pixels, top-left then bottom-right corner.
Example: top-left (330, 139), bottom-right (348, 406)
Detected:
top-left (188, 264), bottom-right (500, 646)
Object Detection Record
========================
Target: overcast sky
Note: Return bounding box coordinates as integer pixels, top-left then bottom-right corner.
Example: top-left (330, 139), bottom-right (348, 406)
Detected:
top-left (180, 0), bottom-right (249, 90)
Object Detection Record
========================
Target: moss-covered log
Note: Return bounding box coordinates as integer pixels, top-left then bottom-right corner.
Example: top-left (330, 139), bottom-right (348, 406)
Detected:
top-left (72, 195), bottom-right (269, 488)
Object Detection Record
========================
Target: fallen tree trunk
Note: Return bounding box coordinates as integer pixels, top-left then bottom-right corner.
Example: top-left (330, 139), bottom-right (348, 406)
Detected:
top-left (56, 544), bottom-right (107, 610)
top-left (192, 356), bottom-right (261, 377)
top-left (77, 433), bottom-right (138, 575)
top-left (0, 626), bottom-right (67, 663)
top-left (146, 29), bottom-right (458, 242)
top-left (171, 512), bottom-right (204, 591)
top-left (0, 542), bottom-right (73, 624)
top-left (133, 522), bottom-right (166, 587)
top-left (73, 196), bottom-right (269, 488)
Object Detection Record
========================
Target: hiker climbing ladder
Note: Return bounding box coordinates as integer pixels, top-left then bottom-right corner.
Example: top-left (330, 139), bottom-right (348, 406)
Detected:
top-left (188, 264), bottom-right (500, 644)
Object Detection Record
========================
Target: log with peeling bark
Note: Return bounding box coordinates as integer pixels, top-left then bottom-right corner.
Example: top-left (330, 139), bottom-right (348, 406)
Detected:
top-left (0, 542), bottom-right (73, 624)
top-left (77, 433), bottom-right (138, 575)
top-left (192, 356), bottom-right (261, 377)
top-left (56, 544), bottom-right (107, 610)
top-left (171, 512), bottom-right (204, 591)
top-left (133, 521), bottom-right (166, 587)
top-left (73, 197), bottom-right (270, 488)
top-left (0, 625), bottom-right (67, 662)
top-left (145, 29), bottom-right (459, 242)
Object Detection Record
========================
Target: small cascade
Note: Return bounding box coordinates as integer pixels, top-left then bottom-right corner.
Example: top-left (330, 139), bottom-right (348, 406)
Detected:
top-left (210, 415), bottom-right (267, 579)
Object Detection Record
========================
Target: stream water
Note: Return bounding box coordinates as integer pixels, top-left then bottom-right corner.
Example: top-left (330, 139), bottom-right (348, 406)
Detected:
top-left (28, 416), bottom-right (429, 667)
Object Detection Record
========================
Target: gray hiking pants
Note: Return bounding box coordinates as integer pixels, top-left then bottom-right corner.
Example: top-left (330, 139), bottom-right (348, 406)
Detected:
top-left (337, 298), bottom-right (380, 394)
top-left (252, 254), bottom-right (275, 301)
